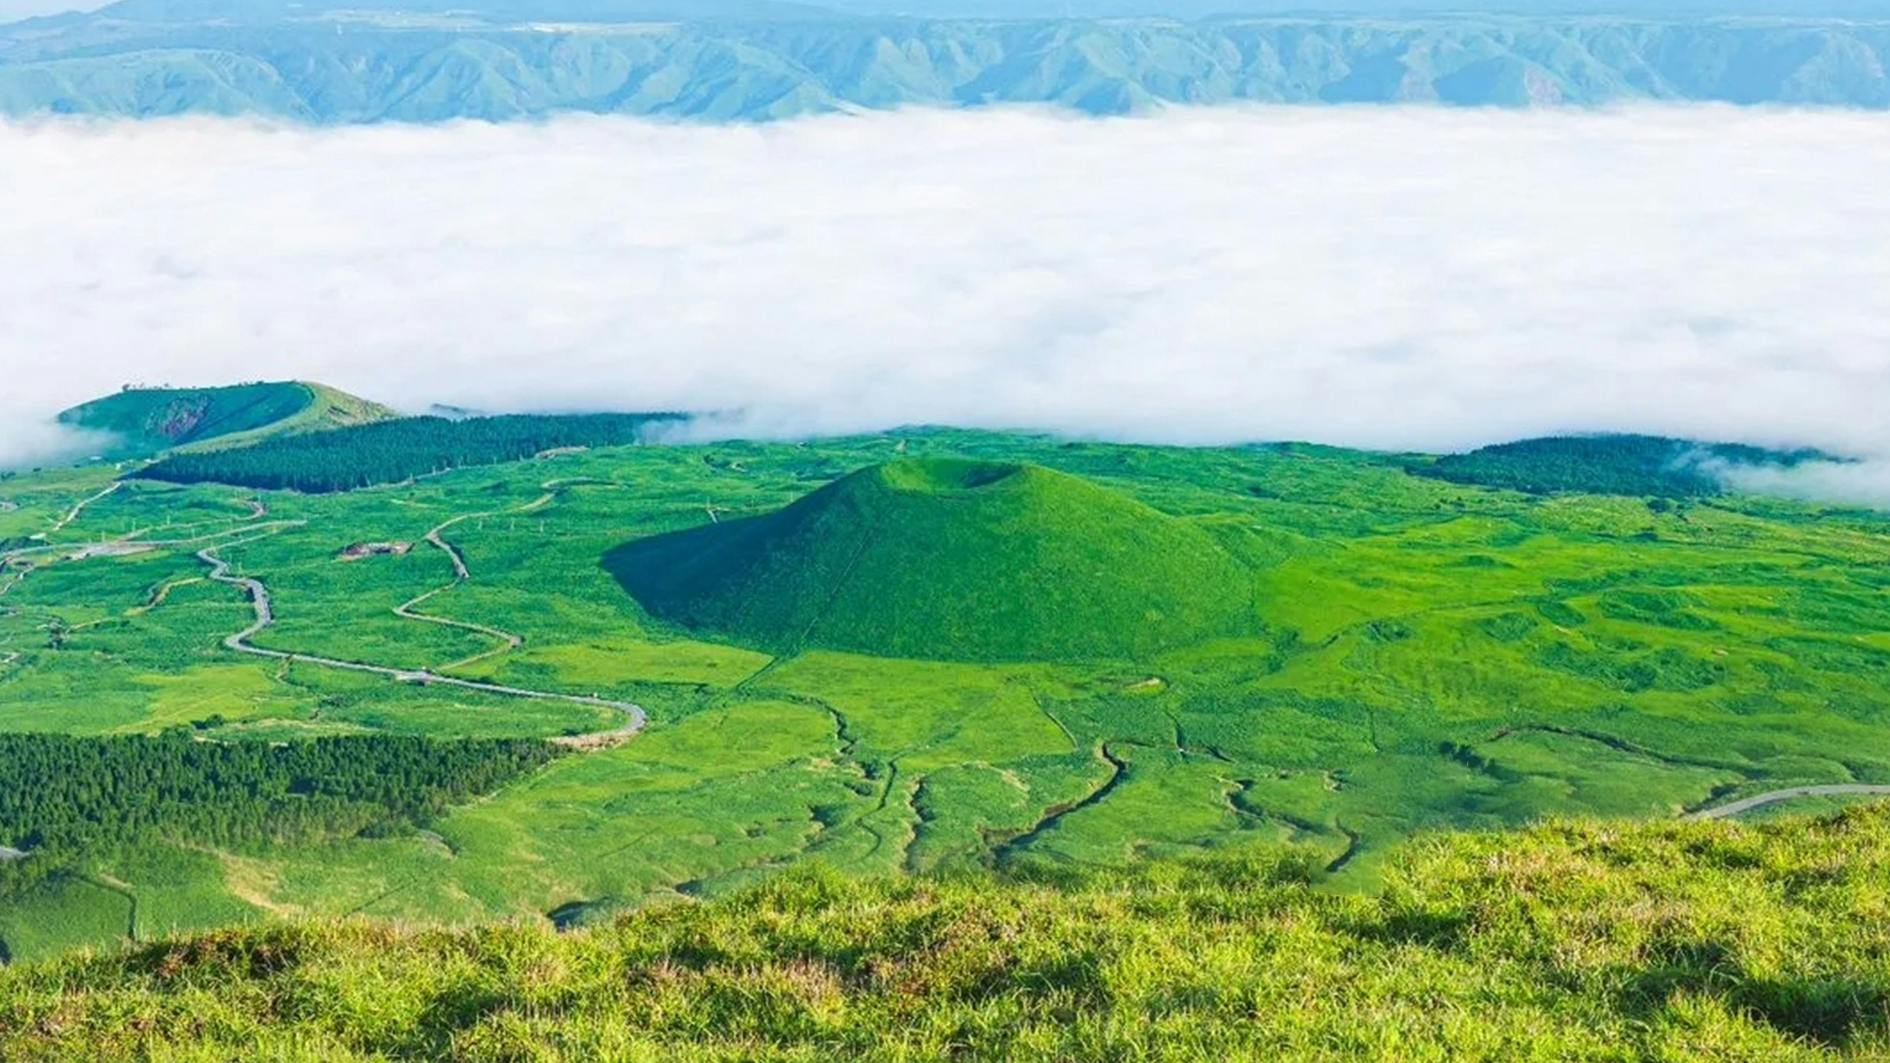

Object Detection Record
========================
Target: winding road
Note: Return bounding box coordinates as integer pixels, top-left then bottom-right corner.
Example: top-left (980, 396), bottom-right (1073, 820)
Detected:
top-left (196, 535), bottom-right (645, 748)
top-left (394, 586), bottom-right (524, 671)
top-left (388, 496), bottom-right (553, 671)
top-left (1686, 785), bottom-right (1890, 821)
top-left (12, 473), bottom-right (643, 748)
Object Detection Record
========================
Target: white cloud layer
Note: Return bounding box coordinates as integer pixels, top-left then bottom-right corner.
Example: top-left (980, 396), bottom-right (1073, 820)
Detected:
top-left (1711, 459), bottom-right (1890, 510)
top-left (3, 106), bottom-right (1889, 490)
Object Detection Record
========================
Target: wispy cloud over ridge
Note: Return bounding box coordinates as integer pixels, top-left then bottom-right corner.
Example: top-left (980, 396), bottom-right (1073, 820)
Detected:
top-left (2, 106), bottom-right (1887, 476)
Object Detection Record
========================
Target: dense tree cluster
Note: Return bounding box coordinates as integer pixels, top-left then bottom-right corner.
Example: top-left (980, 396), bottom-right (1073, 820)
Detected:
top-left (1418, 435), bottom-right (1822, 498)
top-left (136, 413), bottom-right (682, 493)
top-left (0, 732), bottom-right (560, 894)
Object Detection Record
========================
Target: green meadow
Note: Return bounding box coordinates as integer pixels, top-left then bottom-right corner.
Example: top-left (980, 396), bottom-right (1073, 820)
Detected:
top-left (8, 807), bottom-right (1890, 1060)
top-left (4, 425), bottom-right (1890, 962)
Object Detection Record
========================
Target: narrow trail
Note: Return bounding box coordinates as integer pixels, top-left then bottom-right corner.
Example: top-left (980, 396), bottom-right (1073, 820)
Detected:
top-left (196, 533), bottom-right (645, 749)
top-left (1685, 784), bottom-right (1890, 821)
top-left (16, 480), bottom-right (642, 748)
top-left (395, 587), bottom-right (524, 672)
top-left (138, 577), bottom-right (203, 612)
top-left (1, 541), bottom-right (56, 565)
top-left (49, 482), bottom-right (122, 533)
top-left (3, 513), bottom-right (295, 569)
top-left (394, 495), bottom-right (553, 671)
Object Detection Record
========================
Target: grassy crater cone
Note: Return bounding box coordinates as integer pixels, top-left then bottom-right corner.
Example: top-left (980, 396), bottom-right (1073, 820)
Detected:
top-left (606, 458), bottom-right (1256, 662)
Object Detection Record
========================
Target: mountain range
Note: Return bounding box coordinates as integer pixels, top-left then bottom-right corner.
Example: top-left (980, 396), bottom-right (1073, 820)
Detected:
top-left (2, 1), bottom-right (1888, 120)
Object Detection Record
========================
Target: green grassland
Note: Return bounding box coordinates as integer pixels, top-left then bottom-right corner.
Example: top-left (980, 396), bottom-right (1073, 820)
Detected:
top-left (6, 806), bottom-right (1890, 1060)
top-left (4, 426), bottom-right (1890, 965)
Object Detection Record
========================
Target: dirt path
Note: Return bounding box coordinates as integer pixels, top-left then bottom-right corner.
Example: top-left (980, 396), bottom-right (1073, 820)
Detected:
top-left (196, 536), bottom-right (644, 748)
top-left (138, 577), bottom-right (203, 612)
top-left (395, 586), bottom-right (523, 671)
top-left (395, 495), bottom-right (555, 671)
top-left (3, 506), bottom-right (288, 570)
top-left (1685, 784), bottom-right (1890, 821)
top-left (0, 541), bottom-right (57, 564)
top-left (49, 482), bottom-right (122, 533)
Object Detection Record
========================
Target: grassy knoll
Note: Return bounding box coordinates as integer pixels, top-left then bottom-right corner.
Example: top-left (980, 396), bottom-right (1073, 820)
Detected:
top-left (54, 382), bottom-right (393, 460)
top-left (5, 428), bottom-right (1890, 963)
top-left (607, 459), bottom-right (1256, 661)
top-left (6, 806), bottom-right (1890, 1060)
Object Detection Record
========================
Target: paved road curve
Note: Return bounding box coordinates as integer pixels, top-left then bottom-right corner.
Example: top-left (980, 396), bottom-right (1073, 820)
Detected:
top-left (197, 543), bottom-right (646, 748)
top-left (1686, 784), bottom-right (1890, 821)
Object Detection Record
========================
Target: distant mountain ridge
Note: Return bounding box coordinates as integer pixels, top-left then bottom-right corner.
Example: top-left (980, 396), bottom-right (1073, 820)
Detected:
top-left (57, 382), bottom-right (395, 460)
top-left (3, 7), bottom-right (1888, 120)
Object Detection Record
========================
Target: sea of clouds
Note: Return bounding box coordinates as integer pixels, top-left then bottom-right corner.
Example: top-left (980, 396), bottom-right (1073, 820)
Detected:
top-left (2, 106), bottom-right (1887, 497)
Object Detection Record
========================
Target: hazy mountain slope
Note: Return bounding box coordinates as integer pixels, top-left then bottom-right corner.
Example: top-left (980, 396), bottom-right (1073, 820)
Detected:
top-left (55, 382), bottom-right (395, 459)
top-left (2, 15), bottom-right (1888, 119)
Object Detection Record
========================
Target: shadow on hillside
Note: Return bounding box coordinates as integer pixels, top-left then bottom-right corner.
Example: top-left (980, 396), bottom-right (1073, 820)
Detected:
top-left (1616, 939), bottom-right (1889, 1050)
top-left (600, 516), bottom-right (760, 616)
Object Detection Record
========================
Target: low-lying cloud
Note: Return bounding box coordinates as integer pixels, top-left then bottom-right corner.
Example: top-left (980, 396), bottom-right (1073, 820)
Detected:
top-left (1709, 459), bottom-right (1890, 511)
top-left (0, 420), bottom-right (112, 472)
top-left (2, 106), bottom-right (1888, 494)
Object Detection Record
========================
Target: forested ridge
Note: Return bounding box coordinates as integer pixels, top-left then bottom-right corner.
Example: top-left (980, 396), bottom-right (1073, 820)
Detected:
top-left (136, 413), bottom-right (682, 492)
top-left (0, 733), bottom-right (560, 894)
top-left (1418, 434), bottom-right (1824, 497)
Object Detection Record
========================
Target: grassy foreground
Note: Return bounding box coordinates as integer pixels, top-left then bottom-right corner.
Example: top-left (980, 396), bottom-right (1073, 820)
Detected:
top-left (4, 807), bottom-right (1889, 1061)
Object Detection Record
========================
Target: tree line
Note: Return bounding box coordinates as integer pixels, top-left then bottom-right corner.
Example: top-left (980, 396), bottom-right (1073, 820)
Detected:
top-left (1419, 435), bottom-right (1823, 498)
top-left (0, 731), bottom-right (560, 895)
top-left (135, 413), bottom-right (682, 493)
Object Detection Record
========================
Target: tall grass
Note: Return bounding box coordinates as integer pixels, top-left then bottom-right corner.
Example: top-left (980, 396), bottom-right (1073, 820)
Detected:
top-left (5, 806), bottom-right (1888, 1060)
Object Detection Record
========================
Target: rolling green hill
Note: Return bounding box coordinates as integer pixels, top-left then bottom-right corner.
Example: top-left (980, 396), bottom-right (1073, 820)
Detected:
top-left (606, 458), bottom-right (1257, 661)
top-left (5, 805), bottom-right (1888, 1060)
top-left (55, 382), bottom-right (394, 460)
